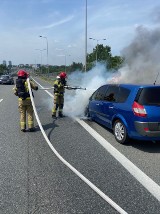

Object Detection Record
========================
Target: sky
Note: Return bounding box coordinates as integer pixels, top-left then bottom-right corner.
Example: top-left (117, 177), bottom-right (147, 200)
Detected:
top-left (0, 0), bottom-right (160, 66)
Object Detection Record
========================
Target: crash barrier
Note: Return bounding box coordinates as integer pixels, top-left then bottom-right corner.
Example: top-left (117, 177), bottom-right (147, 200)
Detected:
top-left (27, 78), bottom-right (128, 214)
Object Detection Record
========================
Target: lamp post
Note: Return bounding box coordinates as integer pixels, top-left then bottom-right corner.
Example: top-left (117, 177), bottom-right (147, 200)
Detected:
top-left (85, 0), bottom-right (87, 72)
top-left (56, 48), bottom-right (71, 73)
top-left (65, 54), bottom-right (71, 72)
top-left (39, 35), bottom-right (49, 77)
top-left (35, 49), bottom-right (46, 73)
top-left (89, 37), bottom-right (106, 64)
top-left (57, 54), bottom-right (71, 72)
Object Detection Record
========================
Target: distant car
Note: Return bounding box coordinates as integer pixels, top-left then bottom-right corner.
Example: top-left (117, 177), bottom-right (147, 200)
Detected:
top-left (85, 84), bottom-right (160, 144)
top-left (0, 75), bottom-right (14, 85)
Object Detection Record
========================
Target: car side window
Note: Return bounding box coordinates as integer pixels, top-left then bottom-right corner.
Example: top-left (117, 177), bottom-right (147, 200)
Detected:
top-left (117, 87), bottom-right (130, 103)
top-left (90, 91), bottom-right (97, 100)
top-left (104, 85), bottom-right (119, 102)
top-left (91, 85), bottom-right (108, 101)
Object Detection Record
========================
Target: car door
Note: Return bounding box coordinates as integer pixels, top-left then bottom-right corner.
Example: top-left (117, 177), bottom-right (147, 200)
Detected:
top-left (89, 85), bottom-right (108, 121)
top-left (100, 85), bottom-right (120, 128)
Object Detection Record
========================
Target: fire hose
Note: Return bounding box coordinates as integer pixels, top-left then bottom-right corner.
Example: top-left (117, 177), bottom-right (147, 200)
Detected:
top-left (39, 86), bottom-right (86, 90)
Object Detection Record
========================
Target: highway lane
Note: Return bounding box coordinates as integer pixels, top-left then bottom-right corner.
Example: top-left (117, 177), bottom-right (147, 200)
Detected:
top-left (84, 118), bottom-right (160, 186)
top-left (0, 81), bottom-right (160, 213)
top-left (0, 84), bottom-right (29, 213)
top-left (33, 76), bottom-right (160, 186)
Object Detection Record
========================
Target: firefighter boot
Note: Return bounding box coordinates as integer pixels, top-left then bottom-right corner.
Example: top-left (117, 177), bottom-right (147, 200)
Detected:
top-left (58, 112), bottom-right (64, 117)
top-left (52, 113), bottom-right (57, 118)
top-left (21, 125), bottom-right (26, 132)
top-left (28, 127), bottom-right (36, 132)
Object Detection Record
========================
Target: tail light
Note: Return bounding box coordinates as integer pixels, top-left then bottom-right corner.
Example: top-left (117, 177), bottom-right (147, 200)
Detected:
top-left (132, 101), bottom-right (147, 117)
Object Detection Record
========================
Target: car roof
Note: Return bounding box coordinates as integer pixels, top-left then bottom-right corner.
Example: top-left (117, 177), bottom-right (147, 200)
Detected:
top-left (103, 83), bottom-right (160, 89)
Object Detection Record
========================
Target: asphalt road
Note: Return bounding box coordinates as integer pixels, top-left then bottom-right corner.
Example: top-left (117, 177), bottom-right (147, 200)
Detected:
top-left (0, 78), bottom-right (160, 214)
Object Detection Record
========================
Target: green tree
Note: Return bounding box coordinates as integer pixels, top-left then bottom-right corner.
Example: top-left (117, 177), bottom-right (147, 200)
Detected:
top-left (87, 44), bottom-right (124, 71)
top-left (68, 62), bottom-right (83, 73)
top-left (0, 64), bottom-right (7, 75)
top-left (110, 56), bottom-right (124, 70)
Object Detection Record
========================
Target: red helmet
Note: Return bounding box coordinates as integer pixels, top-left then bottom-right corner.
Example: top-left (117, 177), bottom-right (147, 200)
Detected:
top-left (59, 72), bottom-right (67, 79)
top-left (17, 70), bottom-right (27, 77)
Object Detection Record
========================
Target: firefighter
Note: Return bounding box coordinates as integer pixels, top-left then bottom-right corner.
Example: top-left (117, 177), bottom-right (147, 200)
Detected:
top-left (52, 71), bottom-right (67, 118)
top-left (13, 70), bottom-right (38, 132)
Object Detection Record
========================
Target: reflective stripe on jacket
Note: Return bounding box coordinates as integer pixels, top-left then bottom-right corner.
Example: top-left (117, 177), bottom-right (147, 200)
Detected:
top-left (53, 79), bottom-right (66, 95)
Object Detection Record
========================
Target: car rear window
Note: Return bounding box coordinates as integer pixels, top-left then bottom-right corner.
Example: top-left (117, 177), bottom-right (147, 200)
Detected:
top-left (138, 87), bottom-right (160, 105)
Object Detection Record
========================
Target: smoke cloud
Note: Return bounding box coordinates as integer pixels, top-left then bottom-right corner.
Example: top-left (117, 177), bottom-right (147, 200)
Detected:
top-left (55, 9), bottom-right (160, 118)
top-left (64, 64), bottom-right (112, 117)
top-left (119, 25), bottom-right (160, 84)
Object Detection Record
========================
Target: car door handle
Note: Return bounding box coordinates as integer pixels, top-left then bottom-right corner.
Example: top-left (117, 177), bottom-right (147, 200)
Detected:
top-left (109, 106), bottom-right (114, 109)
top-left (96, 103), bottom-right (100, 106)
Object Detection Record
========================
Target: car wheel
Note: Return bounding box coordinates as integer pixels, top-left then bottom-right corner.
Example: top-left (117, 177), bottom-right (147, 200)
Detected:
top-left (113, 120), bottom-right (128, 144)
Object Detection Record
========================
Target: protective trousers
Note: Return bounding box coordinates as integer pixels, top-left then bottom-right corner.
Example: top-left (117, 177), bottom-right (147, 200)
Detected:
top-left (52, 94), bottom-right (64, 116)
top-left (18, 99), bottom-right (34, 129)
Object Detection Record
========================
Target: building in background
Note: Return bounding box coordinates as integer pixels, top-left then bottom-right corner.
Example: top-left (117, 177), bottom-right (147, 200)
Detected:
top-left (18, 64), bottom-right (24, 67)
top-left (3, 60), bottom-right (7, 66)
top-left (8, 61), bottom-right (12, 67)
top-left (8, 61), bottom-right (12, 70)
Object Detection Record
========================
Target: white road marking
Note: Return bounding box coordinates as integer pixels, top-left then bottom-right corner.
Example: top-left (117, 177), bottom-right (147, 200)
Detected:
top-left (32, 78), bottom-right (53, 98)
top-left (0, 99), bottom-right (3, 102)
top-left (76, 118), bottom-right (160, 202)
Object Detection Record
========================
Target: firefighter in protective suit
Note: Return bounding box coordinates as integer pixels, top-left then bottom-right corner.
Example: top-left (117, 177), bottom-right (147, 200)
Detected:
top-left (13, 70), bottom-right (38, 132)
top-left (52, 71), bottom-right (67, 118)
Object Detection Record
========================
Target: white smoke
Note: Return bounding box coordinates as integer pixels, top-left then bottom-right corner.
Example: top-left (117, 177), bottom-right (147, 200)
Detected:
top-left (63, 63), bottom-right (112, 117)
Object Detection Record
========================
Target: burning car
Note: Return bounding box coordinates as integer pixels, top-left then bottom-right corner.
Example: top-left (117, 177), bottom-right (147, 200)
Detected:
top-left (85, 83), bottom-right (160, 144)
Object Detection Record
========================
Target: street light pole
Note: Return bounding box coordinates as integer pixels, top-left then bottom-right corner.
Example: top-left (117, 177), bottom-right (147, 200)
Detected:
top-left (57, 54), bottom-right (70, 73)
top-left (65, 55), bottom-right (66, 72)
top-left (39, 35), bottom-right (49, 77)
top-left (56, 48), bottom-right (71, 73)
top-left (85, 0), bottom-right (87, 72)
top-left (65, 54), bottom-right (71, 72)
top-left (89, 37), bottom-right (106, 64)
top-left (35, 49), bottom-right (46, 73)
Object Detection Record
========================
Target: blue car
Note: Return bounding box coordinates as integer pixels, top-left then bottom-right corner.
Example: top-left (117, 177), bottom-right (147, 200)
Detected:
top-left (85, 84), bottom-right (160, 144)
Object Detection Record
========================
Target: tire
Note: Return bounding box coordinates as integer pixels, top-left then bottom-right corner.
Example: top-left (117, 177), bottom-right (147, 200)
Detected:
top-left (113, 120), bottom-right (128, 144)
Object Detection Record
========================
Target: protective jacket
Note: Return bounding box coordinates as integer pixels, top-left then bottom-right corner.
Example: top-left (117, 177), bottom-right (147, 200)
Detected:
top-left (15, 79), bottom-right (30, 100)
top-left (13, 78), bottom-right (38, 130)
top-left (52, 78), bottom-right (67, 117)
top-left (14, 79), bottom-right (38, 100)
top-left (53, 78), bottom-right (67, 96)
